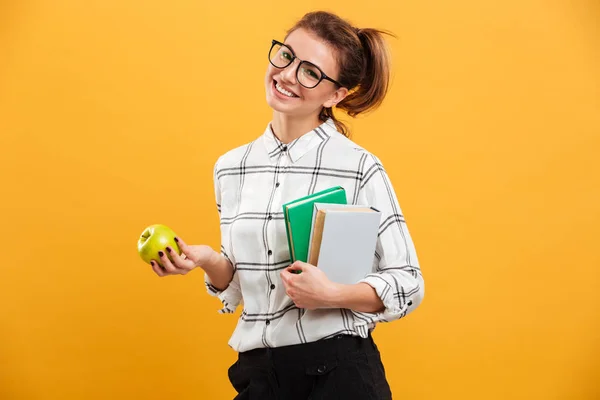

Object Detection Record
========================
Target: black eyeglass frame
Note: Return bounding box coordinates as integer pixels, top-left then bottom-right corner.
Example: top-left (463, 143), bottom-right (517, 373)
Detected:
top-left (268, 39), bottom-right (345, 89)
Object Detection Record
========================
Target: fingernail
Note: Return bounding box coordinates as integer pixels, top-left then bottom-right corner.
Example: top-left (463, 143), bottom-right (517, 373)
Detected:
top-left (166, 247), bottom-right (172, 253)
top-left (158, 251), bottom-right (164, 257)
top-left (174, 237), bottom-right (179, 243)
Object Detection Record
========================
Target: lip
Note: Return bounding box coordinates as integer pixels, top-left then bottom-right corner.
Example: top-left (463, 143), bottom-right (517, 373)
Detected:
top-left (272, 79), bottom-right (299, 100)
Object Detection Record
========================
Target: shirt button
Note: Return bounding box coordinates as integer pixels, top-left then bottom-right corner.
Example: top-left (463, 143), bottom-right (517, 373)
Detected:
top-left (266, 319), bottom-right (270, 325)
top-left (268, 250), bottom-right (272, 256)
top-left (317, 365), bottom-right (326, 374)
top-left (282, 146), bottom-right (288, 152)
top-left (270, 284), bottom-right (275, 290)
top-left (275, 182), bottom-right (280, 188)
top-left (268, 215), bottom-right (272, 220)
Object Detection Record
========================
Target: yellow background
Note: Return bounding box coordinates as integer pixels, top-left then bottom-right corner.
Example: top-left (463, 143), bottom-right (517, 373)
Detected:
top-left (1, 0), bottom-right (598, 399)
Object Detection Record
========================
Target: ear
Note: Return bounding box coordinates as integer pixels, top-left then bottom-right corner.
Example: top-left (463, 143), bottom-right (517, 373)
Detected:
top-left (323, 86), bottom-right (349, 108)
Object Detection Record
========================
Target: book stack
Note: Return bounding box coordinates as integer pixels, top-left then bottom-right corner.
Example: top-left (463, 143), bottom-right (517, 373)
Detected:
top-left (282, 187), bottom-right (381, 284)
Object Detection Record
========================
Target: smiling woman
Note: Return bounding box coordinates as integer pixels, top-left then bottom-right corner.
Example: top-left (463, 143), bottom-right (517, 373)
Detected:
top-left (150, 10), bottom-right (424, 400)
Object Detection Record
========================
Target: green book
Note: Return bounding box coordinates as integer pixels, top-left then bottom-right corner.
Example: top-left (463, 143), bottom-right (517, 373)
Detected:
top-left (282, 186), bottom-right (347, 264)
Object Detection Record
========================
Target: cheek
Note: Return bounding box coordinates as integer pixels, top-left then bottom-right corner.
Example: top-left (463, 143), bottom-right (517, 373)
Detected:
top-left (265, 65), bottom-right (279, 81)
top-left (299, 86), bottom-right (331, 105)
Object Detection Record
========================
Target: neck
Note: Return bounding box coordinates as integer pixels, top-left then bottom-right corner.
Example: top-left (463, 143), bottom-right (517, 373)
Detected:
top-left (271, 111), bottom-right (322, 144)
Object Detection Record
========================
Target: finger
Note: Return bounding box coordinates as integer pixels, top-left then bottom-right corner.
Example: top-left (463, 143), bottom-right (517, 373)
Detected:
top-left (166, 246), bottom-right (195, 270)
top-left (150, 260), bottom-right (166, 277)
top-left (280, 270), bottom-right (291, 286)
top-left (158, 250), bottom-right (180, 274)
top-left (171, 237), bottom-right (196, 269)
top-left (294, 261), bottom-right (314, 270)
top-left (174, 236), bottom-right (191, 257)
top-left (287, 261), bottom-right (305, 274)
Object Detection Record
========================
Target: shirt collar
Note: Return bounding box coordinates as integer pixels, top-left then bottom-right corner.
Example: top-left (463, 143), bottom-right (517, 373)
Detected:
top-left (263, 118), bottom-right (339, 163)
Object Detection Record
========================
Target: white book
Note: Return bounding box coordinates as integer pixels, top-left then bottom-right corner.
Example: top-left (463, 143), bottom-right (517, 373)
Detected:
top-left (307, 203), bottom-right (382, 284)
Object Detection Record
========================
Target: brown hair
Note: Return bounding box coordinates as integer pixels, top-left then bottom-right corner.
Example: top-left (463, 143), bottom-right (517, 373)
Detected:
top-left (286, 11), bottom-right (394, 137)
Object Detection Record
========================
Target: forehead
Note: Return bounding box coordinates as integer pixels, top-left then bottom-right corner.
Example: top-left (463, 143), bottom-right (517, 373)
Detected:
top-left (284, 28), bottom-right (339, 76)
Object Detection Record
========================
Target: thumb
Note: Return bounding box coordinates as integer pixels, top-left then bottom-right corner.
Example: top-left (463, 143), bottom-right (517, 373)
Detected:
top-left (290, 260), bottom-right (311, 272)
top-left (173, 236), bottom-right (189, 256)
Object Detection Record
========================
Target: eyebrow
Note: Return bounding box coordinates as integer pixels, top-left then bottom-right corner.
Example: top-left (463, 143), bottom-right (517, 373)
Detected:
top-left (283, 42), bottom-right (296, 55)
top-left (282, 42), bottom-right (320, 68)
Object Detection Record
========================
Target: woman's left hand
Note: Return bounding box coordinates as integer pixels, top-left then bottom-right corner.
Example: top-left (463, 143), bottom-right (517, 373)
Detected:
top-left (280, 261), bottom-right (339, 310)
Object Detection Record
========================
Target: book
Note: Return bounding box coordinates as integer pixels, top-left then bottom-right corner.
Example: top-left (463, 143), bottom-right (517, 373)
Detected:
top-left (307, 203), bottom-right (382, 284)
top-left (282, 186), bottom-right (347, 263)
top-left (307, 205), bottom-right (376, 266)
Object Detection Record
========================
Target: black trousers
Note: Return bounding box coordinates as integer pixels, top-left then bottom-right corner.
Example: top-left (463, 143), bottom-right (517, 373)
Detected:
top-left (227, 334), bottom-right (392, 400)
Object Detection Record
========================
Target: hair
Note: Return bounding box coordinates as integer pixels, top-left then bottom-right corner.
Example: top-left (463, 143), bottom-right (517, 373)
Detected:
top-left (285, 11), bottom-right (394, 137)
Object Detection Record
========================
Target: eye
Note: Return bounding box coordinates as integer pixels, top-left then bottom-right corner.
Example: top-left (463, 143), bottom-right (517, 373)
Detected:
top-left (305, 68), bottom-right (319, 79)
top-left (280, 51), bottom-right (293, 61)
top-left (300, 65), bottom-right (320, 81)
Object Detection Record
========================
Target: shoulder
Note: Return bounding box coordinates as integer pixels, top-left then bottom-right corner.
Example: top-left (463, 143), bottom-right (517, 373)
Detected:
top-left (324, 127), bottom-right (384, 171)
top-left (320, 124), bottom-right (391, 190)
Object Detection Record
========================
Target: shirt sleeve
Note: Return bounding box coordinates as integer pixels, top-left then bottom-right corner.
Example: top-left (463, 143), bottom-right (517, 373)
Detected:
top-left (204, 156), bottom-right (243, 314)
top-left (351, 153), bottom-right (425, 336)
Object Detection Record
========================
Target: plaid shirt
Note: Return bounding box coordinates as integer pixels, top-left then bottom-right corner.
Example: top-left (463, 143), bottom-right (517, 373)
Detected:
top-left (205, 119), bottom-right (424, 352)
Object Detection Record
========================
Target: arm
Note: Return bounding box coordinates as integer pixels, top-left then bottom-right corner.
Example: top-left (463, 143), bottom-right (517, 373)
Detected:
top-left (202, 249), bottom-right (234, 292)
top-left (325, 282), bottom-right (385, 313)
top-left (348, 154), bottom-right (424, 329)
top-left (203, 156), bottom-right (242, 314)
top-left (281, 153), bottom-right (424, 321)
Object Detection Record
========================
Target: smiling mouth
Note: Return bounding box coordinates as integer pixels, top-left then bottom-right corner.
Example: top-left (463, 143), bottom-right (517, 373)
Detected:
top-left (273, 80), bottom-right (299, 98)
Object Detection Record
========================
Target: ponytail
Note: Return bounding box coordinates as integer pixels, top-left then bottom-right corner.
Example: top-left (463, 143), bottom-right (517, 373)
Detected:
top-left (338, 29), bottom-right (393, 118)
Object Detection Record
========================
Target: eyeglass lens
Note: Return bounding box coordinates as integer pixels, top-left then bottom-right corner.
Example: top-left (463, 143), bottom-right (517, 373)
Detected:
top-left (269, 43), bottom-right (323, 88)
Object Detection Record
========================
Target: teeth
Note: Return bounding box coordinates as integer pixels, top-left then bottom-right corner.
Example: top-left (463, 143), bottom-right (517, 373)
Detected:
top-left (276, 82), bottom-right (296, 97)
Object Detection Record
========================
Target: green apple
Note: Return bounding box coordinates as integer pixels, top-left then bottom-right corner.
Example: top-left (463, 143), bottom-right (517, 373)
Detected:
top-left (137, 224), bottom-right (181, 268)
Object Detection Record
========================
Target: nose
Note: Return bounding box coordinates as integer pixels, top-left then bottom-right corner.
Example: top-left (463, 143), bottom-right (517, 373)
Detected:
top-left (279, 59), bottom-right (299, 85)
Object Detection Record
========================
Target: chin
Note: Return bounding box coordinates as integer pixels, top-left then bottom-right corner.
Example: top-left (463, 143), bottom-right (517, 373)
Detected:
top-left (266, 99), bottom-right (304, 117)
top-left (266, 88), bottom-right (298, 115)
top-left (266, 96), bottom-right (287, 113)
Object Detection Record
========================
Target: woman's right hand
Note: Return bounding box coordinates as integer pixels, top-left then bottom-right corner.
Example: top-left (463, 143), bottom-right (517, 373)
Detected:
top-left (150, 236), bottom-right (216, 277)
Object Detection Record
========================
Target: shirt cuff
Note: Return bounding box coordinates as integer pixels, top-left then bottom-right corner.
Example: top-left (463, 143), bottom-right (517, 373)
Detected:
top-left (350, 273), bottom-right (416, 337)
top-left (204, 272), bottom-right (242, 314)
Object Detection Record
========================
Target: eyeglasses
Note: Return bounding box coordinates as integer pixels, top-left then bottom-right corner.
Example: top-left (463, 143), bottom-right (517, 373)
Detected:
top-left (268, 39), bottom-right (344, 89)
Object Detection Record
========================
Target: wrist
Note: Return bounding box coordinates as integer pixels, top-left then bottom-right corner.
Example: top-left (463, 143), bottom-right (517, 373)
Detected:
top-left (323, 282), bottom-right (350, 309)
top-left (322, 282), bottom-right (385, 313)
top-left (201, 249), bottom-right (234, 292)
top-left (198, 248), bottom-right (221, 272)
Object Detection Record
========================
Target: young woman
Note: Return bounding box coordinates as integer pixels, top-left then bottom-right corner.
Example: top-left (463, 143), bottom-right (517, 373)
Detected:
top-left (150, 10), bottom-right (425, 400)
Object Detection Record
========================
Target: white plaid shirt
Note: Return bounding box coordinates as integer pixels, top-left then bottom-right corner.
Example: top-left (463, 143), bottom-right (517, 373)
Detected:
top-left (205, 119), bottom-right (425, 353)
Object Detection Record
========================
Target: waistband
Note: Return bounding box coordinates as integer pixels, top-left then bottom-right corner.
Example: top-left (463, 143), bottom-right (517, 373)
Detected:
top-left (238, 334), bottom-right (379, 367)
